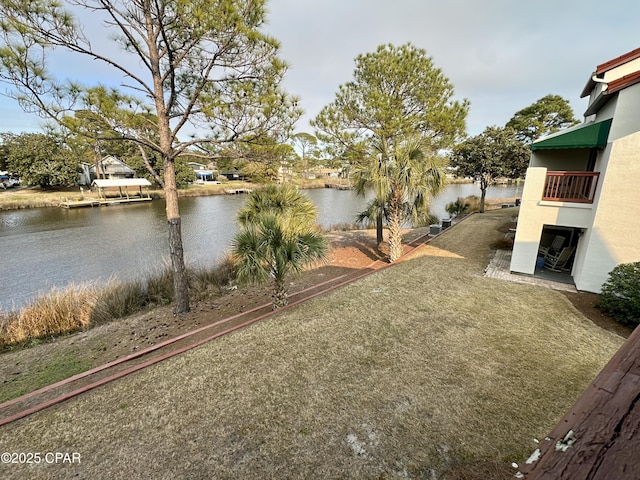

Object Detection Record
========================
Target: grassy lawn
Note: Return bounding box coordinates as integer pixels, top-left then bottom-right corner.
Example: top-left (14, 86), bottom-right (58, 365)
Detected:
top-left (0, 354), bottom-right (91, 404)
top-left (0, 209), bottom-right (624, 479)
top-left (0, 188), bottom-right (72, 209)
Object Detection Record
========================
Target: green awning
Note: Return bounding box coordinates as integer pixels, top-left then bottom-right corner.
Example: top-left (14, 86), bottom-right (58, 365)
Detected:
top-left (530, 119), bottom-right (612, 151)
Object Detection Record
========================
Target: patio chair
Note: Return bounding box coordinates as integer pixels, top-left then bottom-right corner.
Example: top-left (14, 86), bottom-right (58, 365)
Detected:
top-left (544, 246), bottom-right (575, 272)
top-left (539, 235), bottom-right (564, 257)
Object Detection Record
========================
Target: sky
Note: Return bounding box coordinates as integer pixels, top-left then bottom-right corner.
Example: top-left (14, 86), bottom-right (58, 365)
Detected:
top-left (1, 0), bottom-right (639, 137)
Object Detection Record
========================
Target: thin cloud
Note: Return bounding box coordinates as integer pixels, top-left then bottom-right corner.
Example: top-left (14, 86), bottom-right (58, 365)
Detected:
top-left (1, 1), bottom-right (638, 137)
top-left (264, 0), bottom-right (640, 135)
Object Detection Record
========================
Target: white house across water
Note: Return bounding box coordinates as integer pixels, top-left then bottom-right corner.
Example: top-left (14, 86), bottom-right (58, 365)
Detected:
top-left (79, 155), bottom-right (136, 185)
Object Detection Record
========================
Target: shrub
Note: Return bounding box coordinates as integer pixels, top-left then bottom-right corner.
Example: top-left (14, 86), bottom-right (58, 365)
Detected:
top-left (326, 222), bottom-right (369, 232)
top-left (445, 197), bottom-right (470, 218)
top-left (491, 237), bottom-right (514, 250)
top-left (412, 212), bottom-right (440, 228)
top-left (93, 280), bottom-right (150, 324)
top-left (189, 253), bottom-right (237, 300)
top-left (463, 195), bottom-right (481, 213)
top-left (0, 260), bottom-right (238, 348)
top-left (0, 285), bottom-right (98, 347)
top-left (597, 262), bottom-right (640, 325)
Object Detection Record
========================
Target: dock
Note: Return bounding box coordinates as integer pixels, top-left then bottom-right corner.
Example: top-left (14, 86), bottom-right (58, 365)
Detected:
top-left (60, 197), bottom-right (153, 208)
top-left (225, 188), bottom-right (253, 195)
top-left (59, 178), bottom-right (154, 208)
top-left (325, 183), bottom-right (354, 190)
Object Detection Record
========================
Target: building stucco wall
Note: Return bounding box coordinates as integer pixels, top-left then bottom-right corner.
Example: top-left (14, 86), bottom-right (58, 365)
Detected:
top-left (514, 132), bottom-right (640, 292)
top-left (529, 149), bottom-right (591, 170)
top-left (575, 132), bottom-right (640, 291)
top-left (608, 85), bottom-right (640, 141)
top-left (510, 167), bottom-right (595, 275)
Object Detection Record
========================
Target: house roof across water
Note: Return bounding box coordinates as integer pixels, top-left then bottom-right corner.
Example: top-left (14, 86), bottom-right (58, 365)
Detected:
top-left (92, 179), bottom-right (152, 188)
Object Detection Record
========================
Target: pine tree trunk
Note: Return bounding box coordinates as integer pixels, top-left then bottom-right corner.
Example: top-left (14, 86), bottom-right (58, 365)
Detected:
top-left (164, 159), bottom-right (190, 314)
top-left (145, 16), bottom-right (190, 314)
top-left (272, 277), bottom-right (288, 310)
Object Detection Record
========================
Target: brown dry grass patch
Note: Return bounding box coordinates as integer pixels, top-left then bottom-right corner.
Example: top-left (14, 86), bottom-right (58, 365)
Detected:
top-left (0, 257), bottom-right (237, 349)
top-left (0, 286), bottom-right (99, 346)
top-left (0, 209), bottom-right (625, 479)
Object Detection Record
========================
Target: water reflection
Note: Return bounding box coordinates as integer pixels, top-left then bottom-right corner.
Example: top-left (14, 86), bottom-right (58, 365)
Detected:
top-left (0, 183), bottom-right (522, 309)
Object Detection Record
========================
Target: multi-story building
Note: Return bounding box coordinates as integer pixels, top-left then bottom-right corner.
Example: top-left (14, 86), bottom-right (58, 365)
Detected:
top-left (510, 48), bottom-right (640, 292)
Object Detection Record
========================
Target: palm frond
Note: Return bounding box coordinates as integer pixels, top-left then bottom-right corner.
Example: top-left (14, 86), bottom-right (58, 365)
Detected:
top-left (236, 184), bottom-right (319, 230)
top-left (231, 187), bottom-right (329, 307)
top-left (350, 134), bottom-right (447, 232)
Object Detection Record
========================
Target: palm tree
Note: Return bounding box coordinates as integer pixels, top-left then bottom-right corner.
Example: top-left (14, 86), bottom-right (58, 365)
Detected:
top-left (352, 136), bottom-right (446, 262)
top-left (445, 197), bottom-right (470, 218)
top-left (231, 185), bottom-right (329, 309)
top-left (356, 196), bottom-right (387, 245)
top-left (236, 184), bottom-right (318, 230)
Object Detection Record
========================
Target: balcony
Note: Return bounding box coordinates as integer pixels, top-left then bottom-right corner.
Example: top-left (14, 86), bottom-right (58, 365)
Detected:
top-left (542, 171), bottom-right (600, 204)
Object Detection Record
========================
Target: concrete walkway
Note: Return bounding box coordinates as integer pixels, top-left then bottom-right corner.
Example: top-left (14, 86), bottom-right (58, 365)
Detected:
top-left (484, 249), bottom-right (577, 293)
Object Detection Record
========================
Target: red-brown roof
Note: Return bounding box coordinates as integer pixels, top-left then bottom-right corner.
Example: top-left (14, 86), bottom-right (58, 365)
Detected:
top-left (583, 69), bottom-right (640, 116)
top-left (581, 47), bottom-right (640, 98)
top-left (606, 69), bottom-right (640, 95)
top-left (595, 46), bottom-right (640, 75)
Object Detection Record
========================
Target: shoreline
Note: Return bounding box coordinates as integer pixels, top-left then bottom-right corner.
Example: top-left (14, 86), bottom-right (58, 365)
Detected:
top-left (0, 224), bottom-right (426, 345)
top-left (0, 179), bottom-right (349, 211)
top-left (1, 180), bottom-right (520, 324)
top-left (0, 177), bottom-right (509, 212)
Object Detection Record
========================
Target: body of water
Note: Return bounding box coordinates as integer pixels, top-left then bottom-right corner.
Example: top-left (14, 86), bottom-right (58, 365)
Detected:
top-left (0, 182), bottom-right (523, 310)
